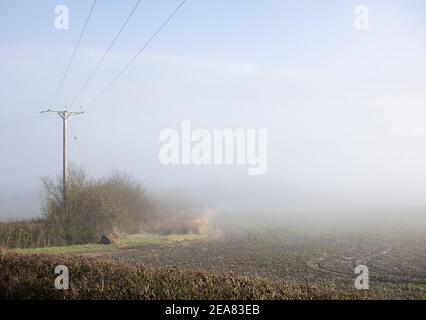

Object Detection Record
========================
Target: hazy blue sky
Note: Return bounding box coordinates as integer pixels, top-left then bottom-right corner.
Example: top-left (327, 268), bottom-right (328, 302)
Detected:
top-left (1, 0), bottom-right (426, 217)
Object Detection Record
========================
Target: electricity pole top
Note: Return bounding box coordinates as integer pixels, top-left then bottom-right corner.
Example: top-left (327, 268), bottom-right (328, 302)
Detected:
top-left (41, 109), bottom-right (85, 119)
top-left (41, 108), bottom-right (84, 212)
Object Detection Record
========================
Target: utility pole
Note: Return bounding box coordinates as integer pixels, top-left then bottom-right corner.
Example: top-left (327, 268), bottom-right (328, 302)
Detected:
top-left (41, 109), bottom-right (84, 212)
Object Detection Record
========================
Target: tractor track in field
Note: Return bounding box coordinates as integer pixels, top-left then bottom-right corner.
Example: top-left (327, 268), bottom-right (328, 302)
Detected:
top-left (306, 244), bottom-right (391, 277)
top-left (306, 244), bottom-right (426, 286)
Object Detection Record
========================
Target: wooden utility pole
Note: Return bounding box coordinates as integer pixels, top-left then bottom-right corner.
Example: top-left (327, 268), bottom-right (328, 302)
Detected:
top-left (41, 109), bottom-right (84, 212)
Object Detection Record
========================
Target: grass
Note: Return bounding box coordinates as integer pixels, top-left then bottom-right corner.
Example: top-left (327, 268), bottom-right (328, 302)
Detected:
top-left (12, 232), bottom-right (206, 255)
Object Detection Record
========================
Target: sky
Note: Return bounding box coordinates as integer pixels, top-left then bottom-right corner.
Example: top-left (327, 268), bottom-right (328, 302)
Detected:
top-left (0, 0), bottom-right (426, 218)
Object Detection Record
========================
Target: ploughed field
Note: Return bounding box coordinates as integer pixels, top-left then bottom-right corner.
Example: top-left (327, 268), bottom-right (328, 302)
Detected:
top-left (97, 212), bottom-right (426, 299)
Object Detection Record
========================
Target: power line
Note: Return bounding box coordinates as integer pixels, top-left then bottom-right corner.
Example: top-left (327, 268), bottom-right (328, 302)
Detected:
top-left (69, 0), bottom-right (143, 108)
top-left (50, 0), bottom-right (97, 106)
top-left (0, 112), bottom-right (40, 122)
top-left (0, 114), bottom-right (49, 126)
top-left (86, 0), bottom-right (187, 111)
top-left (2, 0), bottom-right (186, 128)
top-left (0, 115), bottom-right (55, 129)
top-left (1, 1), bottom-right (96, 129)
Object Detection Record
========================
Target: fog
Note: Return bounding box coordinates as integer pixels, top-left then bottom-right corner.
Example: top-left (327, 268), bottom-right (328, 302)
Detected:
top-left (1, 1), bottom-right (426, 219)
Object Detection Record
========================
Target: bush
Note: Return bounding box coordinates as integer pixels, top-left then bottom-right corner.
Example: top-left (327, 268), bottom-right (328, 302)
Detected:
top-left (0, 166), bottom-right (210, 248)
top-left (148, 209), bottom-right (212, 235)
top-left (41, 166), bottom-right (154, 245)
top-left (0, 251), bottom-right (378, 300)
top-left (0, 220), bottom-right (51, 248)
top-left (145, 190), bottom-right (212, 235)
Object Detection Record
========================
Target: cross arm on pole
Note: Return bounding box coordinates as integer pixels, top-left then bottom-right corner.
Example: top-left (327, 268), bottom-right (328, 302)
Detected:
top-left (41, 108), bottom-right (85, 120)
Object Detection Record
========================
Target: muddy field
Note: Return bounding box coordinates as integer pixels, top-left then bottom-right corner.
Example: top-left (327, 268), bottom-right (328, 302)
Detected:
top-left (101, 212), bottom-right (426, 298)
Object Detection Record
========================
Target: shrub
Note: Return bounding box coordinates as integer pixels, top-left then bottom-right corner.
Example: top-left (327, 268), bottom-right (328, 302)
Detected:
top-left (0, 166), bottom-right (208, 248)
top-left (145, 190), bottom-right (212, 235)
top-left (0, 251), bottom-right (378, 300)
top-left (41, 166), bottom-right (154, 245)
top-left (0, 220), bottom-right (51, 248)
top-left (148, 209), bottom-right (212, 235)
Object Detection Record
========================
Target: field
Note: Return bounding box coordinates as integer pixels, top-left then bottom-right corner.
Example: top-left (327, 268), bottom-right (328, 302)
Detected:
top-left (1, 209), bottom-right (426, 299)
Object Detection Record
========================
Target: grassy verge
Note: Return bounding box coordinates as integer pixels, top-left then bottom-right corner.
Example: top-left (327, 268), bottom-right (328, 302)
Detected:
top-left (12, 232), bottom-right (207, 255)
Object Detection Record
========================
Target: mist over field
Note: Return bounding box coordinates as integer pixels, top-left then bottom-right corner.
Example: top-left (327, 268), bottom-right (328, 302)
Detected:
top-left (1, 0), bottom-right (426, 223)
